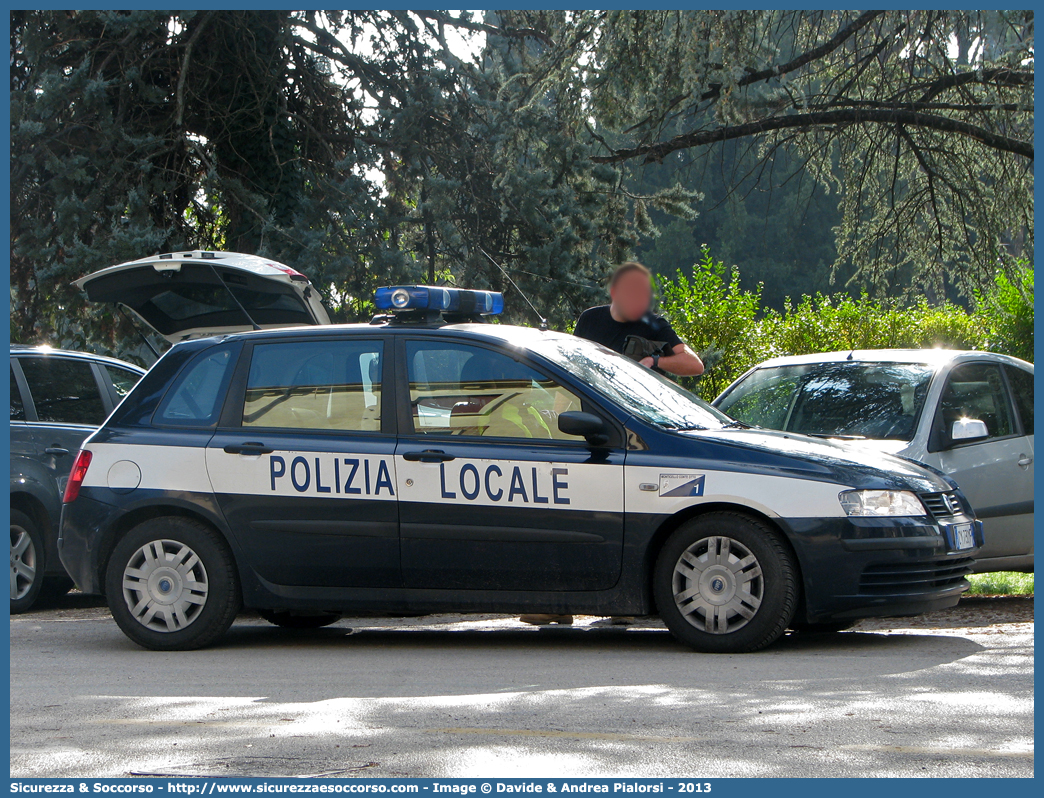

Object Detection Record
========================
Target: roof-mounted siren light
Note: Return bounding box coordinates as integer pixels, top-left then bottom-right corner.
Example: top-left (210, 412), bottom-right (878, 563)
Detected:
top-left (374, 286), bottom-right (503, 321)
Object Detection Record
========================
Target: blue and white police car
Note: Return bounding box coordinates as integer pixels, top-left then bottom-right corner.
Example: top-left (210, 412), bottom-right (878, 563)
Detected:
top-left (59, 280), bottom-right (983, 652)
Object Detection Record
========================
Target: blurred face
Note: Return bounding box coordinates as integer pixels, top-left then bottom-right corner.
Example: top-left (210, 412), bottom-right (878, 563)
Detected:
top-left (610, 269), bottom-right (652, 322)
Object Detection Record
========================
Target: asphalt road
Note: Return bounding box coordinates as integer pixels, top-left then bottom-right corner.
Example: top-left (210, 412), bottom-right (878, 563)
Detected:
top-left (9, 596), bottom-right (1034, 779)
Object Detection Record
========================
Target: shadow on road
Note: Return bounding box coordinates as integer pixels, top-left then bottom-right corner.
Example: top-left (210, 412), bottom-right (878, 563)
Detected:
top-left (191, 622), bottom-right (986, 674)
top-left (19, 591), bottom-right (109, 612)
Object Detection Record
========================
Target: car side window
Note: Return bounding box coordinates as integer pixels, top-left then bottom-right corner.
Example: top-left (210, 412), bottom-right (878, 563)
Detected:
top-left (406, 340), bottom-right (583, 441)
top-left (104, 365), bottom-right (144, 403)
top-left (243, 340), bottom-right (383, 432)
top-left (156, 345), bottom-right (236, 427)
top-left (1005, 366), bottom-right (1034, 436)
top-left (17, 356), bottom-right (107, 425)
top-left (937, 362), bottom-right (1015, 443)
top-left (10, 365), bottom-right (25, 421)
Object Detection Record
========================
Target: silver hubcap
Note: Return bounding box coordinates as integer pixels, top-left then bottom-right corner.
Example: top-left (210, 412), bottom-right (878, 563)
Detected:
top-left (673, 535), bottom-right (764, 635)
top-left (122, 539), bottom-right (209, 633)
top-left (10, 525), bottom-right (37, 601)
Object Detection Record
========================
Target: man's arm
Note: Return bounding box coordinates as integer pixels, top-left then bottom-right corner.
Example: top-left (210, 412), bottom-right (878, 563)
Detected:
top-left (640, 343), bottom-right (704, 376)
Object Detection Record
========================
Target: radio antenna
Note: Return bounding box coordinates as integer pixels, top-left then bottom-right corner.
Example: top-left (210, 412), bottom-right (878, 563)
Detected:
top-left (478, 247), bottom-right (548, 331)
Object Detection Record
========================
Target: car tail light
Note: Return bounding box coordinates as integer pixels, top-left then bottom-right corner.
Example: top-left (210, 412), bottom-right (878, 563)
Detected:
top-left (63, 450), bottom-right (93, 503)
top-left (270, 263), bottom-right (308, 281)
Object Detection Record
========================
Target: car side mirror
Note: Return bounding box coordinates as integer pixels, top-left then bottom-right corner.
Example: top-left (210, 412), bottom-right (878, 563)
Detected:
top-left (558, 411), bottom-right (610, 446)
top-left (951, 417), bottom-right (989, 443)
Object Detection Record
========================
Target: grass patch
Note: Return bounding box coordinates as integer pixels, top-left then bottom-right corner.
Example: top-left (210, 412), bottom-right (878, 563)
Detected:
top-left (966, 571), bottom-right (1034, 596)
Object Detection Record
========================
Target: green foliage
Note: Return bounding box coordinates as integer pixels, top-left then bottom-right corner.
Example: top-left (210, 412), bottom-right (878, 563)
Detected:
top-left (518, 9), bottom-right (1033, 301)
top-left (966, 572), bottom-right (1034, 596)
top-left (10, 10), bottom-right (415, 359)
top-left (10, 10), bottom-right (671, 353)
top-left (10, 10), bottom-right (1033, 361)
top-left (659, 246), bottom-right (1030, 399)
top-left (975, 260), bottom-right (1034, 363)
top-left (761, 295), bottom-right (987, 360)
top-left (657, 246), bottom-right (770, 399)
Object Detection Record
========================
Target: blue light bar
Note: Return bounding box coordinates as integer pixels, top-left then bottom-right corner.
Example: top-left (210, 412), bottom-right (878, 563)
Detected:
top-left (374, 285), bottom-right (504, 315)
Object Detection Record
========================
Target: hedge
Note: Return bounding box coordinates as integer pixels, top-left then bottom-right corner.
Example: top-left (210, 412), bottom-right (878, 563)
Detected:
top-left (658, 246), bottom-right (1033, 399)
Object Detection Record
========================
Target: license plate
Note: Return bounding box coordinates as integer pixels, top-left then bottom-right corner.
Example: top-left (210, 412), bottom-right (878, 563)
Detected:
top-left (951, 523), bottom-right (975, 551)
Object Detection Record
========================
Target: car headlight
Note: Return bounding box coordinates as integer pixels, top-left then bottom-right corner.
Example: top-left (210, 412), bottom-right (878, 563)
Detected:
top-left (839, 489), bottom-right (926, 517)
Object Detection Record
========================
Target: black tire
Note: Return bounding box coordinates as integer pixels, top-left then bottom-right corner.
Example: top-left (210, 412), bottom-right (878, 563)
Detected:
top-left (654, 512), bottom-right (799, 653)
top-left (10, 509), bottom-right (45, 614)
top-left (790, 620), bottom-right (856, 634)
top-left (105, 517), bottom-right (241, 651)
top-left (258, 609), bottom-right (342, 629)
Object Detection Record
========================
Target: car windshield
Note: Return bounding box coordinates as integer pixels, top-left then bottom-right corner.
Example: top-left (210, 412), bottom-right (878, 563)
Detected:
top-left (526, 335), bottom-right (731, 430)
top-left (716, 361), bottom-right (936, 441)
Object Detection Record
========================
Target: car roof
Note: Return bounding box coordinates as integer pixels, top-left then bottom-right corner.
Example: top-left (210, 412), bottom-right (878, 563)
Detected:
top-left (195, 320), bottom-right (569, 347)
top-left (749, 348), bottom-right (1032, 370)
top-left (9, 344), bottom-right (147, 372)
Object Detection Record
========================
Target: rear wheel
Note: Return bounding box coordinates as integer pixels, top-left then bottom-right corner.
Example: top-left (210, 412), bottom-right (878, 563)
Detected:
top-left (654, 512), bottom-right (798, 653)
top-left (105, 517), bottom-right (240, 650)
top-left (258, 609), bottom-right (342, 629)
top-left (10, 510), bottom-right (44, 614)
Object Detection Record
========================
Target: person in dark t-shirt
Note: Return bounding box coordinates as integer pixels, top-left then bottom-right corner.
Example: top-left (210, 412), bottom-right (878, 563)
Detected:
top-left (521, 262), bottom-right (706, 627)
top-left (574, 261), bottom-right (704, 377)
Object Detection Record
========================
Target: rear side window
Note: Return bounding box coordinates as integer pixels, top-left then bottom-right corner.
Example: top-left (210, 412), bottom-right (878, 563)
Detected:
top-left (18, 356), bottom-right (107, 425)
top-left (1006, 366), bottom-right (1034, 436)
top-left (156, 345), bottom-right (236, 427)
top-left (104, 365), bottom-right (144, 403)
top-left (10, 365), bottom-right (25, 421)
top-left (243, 340), bottom-right (383, 432)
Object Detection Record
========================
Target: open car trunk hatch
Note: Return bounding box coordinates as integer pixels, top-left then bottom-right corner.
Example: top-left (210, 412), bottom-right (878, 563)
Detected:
top-left (73, 251), bottom-right (332, 343)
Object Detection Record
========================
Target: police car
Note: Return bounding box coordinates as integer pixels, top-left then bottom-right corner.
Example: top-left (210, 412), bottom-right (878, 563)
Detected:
top-left (59, 281), bottom-right (983, 652)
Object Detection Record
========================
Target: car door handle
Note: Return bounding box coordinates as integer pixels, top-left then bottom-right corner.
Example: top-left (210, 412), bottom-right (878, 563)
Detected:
top-left (224, 442), bottom-right (274, 455)
top-left (44, 447), bottom-right (70, 456)
top-left (1017, 454), bottom-right (1033, 468)
top-left (402, 449), bottom-right (456, 463)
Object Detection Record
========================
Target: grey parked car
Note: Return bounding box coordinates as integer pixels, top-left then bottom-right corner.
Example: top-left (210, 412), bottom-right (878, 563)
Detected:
top-left (714, 349), bottom-right (1033, 573)
top-left (10, 345), bottom-right (145, 612)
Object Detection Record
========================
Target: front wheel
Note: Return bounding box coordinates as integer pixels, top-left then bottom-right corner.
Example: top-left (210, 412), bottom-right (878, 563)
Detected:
top-left (105, 517), bottom-right (240, 651)
top-left (654, 512), bottom-right (798, 653)
top-left (10, 509), bottom-right (45, 614)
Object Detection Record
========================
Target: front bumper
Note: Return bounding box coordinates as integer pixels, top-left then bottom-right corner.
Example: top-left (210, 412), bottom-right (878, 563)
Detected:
top-left (780, 514), bottom-right (984, 624)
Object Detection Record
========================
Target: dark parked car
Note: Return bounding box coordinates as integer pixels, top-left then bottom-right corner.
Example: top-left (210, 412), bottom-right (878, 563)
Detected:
top-left (60, 286), bottom-right (983, 652)
top-left (10, 345), bottom-right (145, 612)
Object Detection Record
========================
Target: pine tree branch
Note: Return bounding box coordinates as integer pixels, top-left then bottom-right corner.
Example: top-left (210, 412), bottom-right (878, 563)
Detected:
top-left (408, 10), bottom-right (554, 47)
top-left (175, 12), bottom-right (212, 130)
top-left (696, 11), bottom-right (886, 107)
top-left (915, 67), bottom-right (1033, 103)
top-left (290, 17), bottom-right (404, 99)
top-left (591, 107), bottom-right (1033, 165)
top-left (625, 12), bottom-right (888, 137)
